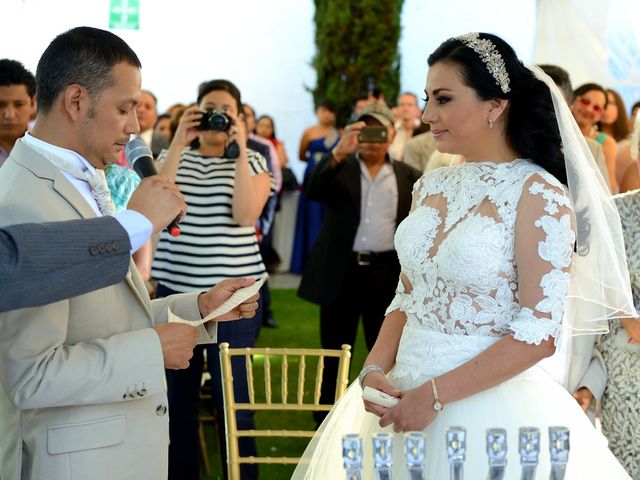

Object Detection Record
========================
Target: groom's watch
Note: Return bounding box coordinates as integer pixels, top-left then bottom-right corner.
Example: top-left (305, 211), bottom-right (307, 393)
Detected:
top-left (431, 378), bottom-right (443, 412)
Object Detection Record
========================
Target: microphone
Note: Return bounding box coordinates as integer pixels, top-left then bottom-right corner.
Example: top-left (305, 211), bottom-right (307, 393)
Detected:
top-left (125, 137), bottom-right (181, 236)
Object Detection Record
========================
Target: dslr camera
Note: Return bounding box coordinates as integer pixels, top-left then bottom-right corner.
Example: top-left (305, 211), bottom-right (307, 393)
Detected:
top-left (195, 109), bottom-right (240, 159)
top-left (197, 109), bottom-right (231, 131)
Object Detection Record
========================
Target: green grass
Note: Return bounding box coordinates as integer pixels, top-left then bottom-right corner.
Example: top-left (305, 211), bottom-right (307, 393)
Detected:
top-left (202, 289), bottom-right (369, 480)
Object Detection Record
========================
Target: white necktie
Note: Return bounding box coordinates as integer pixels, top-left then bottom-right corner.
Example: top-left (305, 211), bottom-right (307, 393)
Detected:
top-left (46, 154), bottom-right (116, 216)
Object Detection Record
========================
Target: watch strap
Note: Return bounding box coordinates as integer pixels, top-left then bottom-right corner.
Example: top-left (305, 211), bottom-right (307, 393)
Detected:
top-left (431, 378), bottom-right (443, 412)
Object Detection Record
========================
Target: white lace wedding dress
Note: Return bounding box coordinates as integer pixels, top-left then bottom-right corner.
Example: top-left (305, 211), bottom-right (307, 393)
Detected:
top-left (293, 160), bottom-right (630, 479)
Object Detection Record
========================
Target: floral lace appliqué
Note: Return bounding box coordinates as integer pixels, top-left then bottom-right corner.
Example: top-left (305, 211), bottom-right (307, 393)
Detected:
top-left (536, 269), bottom-right (570, 322)
top-left (387, 161), bottom-right (574, 346)
top-left (529, 182), bottom-right (571, 215)
top-left (535, 215), bottom-right (574, 269)
top-left (510, 307), bottom-right (562, 345)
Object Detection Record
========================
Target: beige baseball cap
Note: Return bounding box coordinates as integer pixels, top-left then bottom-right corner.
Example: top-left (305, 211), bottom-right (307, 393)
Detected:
top-left (357, 103), bottom-right (395, 129)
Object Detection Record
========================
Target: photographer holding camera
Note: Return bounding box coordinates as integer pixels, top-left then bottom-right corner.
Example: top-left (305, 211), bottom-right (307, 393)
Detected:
top-left (298, 103), bottom-right (421, 425)
top-left (153, 79), bottom-right (273, 480)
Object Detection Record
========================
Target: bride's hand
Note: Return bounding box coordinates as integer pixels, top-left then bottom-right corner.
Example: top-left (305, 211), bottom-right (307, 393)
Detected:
top-left (362, 372), bottom-right (401, 417)
top-left (379, 383), bottom-right (437, 433)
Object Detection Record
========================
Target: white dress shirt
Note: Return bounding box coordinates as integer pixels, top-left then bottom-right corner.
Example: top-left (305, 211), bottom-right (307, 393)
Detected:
top-left (21, 133), bottom-right (152, 253)
top-left (352, 156), bottom-right (398, 252)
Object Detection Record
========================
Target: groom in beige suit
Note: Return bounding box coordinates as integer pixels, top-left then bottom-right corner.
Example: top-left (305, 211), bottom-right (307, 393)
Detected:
top-left (0, 27), bottom-right (259, 480)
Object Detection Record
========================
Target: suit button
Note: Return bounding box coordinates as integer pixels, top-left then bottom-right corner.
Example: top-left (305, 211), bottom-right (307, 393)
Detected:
top-left (90, 246), bottom-right (99, 256)
top-left (98, 244), bottom-right (106, 254)
top-left (113, 241), bottom-right (120, 250)
top-left (156, 404), bottom-right (167, 416)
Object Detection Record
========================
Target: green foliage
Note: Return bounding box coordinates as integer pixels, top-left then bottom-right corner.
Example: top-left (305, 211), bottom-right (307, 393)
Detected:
top-left (312, 0), bottom-right (404, 126)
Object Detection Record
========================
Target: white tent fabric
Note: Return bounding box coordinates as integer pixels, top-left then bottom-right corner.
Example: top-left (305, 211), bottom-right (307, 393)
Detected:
top-left (534, 0), bottom-right (640, 111)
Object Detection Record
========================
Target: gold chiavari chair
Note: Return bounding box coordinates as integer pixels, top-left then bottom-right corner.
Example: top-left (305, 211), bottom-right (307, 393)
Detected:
top-left (219, 343), bottom-right (351, 480)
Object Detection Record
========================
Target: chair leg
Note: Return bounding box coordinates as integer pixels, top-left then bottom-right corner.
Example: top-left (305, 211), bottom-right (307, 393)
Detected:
top-left (198, 421), bottom-right (211, 476)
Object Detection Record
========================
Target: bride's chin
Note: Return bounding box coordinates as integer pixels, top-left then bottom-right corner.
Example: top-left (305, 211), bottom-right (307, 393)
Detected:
top-left (434, 142), bottom-right (456, 155)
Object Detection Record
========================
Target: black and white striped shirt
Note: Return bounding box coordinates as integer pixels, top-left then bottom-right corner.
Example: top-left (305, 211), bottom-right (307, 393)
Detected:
top-left (152, 148), bottom-right (273, 292)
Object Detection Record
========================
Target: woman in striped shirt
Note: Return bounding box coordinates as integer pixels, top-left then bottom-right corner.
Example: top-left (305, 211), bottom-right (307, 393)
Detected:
top-left (153, 79), bottom-right (273, 480)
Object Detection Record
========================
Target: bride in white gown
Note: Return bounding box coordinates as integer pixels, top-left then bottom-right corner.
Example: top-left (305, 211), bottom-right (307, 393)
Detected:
top-left (292, 33), bottom-right (637, 479)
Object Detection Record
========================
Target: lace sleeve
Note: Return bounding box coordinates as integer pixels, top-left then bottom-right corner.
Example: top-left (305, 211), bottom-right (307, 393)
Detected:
top-left (385, 277), bottom-right (410, 316)
top-left (510, 174), bottom-right (576, 345)
top-left (384, 177), bottom-right (426, 316)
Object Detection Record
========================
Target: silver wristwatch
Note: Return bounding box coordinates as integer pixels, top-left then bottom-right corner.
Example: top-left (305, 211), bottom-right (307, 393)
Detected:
top-left (358, 364), bottom-right (385, 387)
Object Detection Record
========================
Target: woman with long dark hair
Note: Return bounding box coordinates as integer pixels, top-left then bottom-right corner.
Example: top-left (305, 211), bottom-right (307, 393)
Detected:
top-left (599, 88), bottom-right (630, 143)
top-left (293, 33), bottom-right (636, 478)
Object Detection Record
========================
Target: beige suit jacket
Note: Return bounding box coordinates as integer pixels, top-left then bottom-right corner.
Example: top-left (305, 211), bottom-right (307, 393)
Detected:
top-left (0, 141), bottom-right (215, 480)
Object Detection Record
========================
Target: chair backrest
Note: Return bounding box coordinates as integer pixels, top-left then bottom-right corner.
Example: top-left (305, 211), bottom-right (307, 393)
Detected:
top-left (219, 342), bottom-right (352, 479)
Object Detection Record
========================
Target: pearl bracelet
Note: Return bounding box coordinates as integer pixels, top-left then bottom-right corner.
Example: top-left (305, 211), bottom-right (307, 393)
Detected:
top-left (358, 364), bottom-right (385, 387)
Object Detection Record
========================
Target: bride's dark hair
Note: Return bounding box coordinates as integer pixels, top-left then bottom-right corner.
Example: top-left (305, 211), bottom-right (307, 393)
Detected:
top-left (428, 33), bottom-right (567, 185)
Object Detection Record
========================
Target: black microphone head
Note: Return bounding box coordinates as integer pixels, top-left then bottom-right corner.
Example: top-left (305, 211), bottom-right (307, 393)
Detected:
top-left (125, 137), bottom-right (157, 178)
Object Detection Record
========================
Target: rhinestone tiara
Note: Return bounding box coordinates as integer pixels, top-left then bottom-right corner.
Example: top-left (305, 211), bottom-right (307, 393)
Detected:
top-left (456, 32), bottom-right (511, 94)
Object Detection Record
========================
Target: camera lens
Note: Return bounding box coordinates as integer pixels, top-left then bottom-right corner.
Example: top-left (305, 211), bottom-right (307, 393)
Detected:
top-left (197, 110), bottom-right (231, 131)
top-left (209, 113), bottom-right (229, 131)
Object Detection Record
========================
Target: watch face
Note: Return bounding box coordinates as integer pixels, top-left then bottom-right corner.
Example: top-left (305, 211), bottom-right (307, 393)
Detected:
top-left (434, 401), bottom-right (443, 412)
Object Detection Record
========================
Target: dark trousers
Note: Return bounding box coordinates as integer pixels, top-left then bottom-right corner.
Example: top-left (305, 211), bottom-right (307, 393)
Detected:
top-left (262, 279), bottom-right (273, 323)
top-left (314, 252), bottom-right (400, 424)
top-left (157, 283), bottom-right (263, 480)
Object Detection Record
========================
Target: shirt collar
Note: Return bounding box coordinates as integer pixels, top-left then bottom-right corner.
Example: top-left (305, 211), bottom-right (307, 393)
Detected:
top-left (356, 152), bottom-right (393, 164)
top-left (22, 132), bottom-right (97, 176)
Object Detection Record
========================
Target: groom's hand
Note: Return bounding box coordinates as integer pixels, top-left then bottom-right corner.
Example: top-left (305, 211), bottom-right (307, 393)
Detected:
top-left (128, 176), bottom-right (187, 234)
top-left (153, 323), bottom-right (198, 369)
top-left (197, 278), bottom-right (259, 321)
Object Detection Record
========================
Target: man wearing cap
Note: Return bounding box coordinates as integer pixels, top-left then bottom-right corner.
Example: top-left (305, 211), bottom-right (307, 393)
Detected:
top-left (298, 103), bottom-right (421, 423)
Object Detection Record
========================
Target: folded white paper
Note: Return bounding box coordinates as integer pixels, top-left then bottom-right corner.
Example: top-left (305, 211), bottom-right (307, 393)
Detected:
top-left (169, 277), bottom-right (265, 327)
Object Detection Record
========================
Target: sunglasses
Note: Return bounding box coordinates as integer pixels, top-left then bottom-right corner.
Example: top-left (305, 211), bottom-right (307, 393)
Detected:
top-left (577, 97), bottom-right (604, 113)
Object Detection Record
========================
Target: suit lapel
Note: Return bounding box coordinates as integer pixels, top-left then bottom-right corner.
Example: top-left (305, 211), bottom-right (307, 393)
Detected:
top-left (12, 142), bottom-right (97, 220)
top-left (12, 141), bottom-right (153, 318)
top-left (345, 156), bottom-right (362, 215)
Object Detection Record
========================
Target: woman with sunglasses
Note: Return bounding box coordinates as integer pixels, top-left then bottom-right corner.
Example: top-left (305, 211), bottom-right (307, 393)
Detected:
top-left (571, 83), bottom-right (618, 191)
